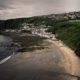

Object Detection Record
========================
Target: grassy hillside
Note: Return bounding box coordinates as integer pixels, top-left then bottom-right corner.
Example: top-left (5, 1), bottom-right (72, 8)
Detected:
top-left (47, 21), bottom-right (80, 57)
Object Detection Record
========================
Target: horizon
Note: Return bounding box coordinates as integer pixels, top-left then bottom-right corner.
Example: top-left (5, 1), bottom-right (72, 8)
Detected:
top-left (0, 11), bottom-right (80, 20)
top-left (0, 0), bottom-right (80, 20)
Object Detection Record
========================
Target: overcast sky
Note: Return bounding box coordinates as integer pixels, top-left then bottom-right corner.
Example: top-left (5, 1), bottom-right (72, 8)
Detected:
top-left (0, 0), bottom-right (80, 20)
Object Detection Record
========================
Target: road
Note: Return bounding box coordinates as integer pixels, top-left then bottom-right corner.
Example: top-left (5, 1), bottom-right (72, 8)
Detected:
top-left (0, 38), bottom-right (78, 80)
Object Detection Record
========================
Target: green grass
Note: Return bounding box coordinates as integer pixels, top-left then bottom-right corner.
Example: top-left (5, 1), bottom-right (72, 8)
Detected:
top-left (47, 21), bottom-right (80, 57)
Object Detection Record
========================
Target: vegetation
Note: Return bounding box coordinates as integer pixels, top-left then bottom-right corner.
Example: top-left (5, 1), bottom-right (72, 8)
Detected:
top-left (0, 16), bottom-right (67, 30)
top-left (47, 21), bottom-right (80, 57)
top-left (21, 30), bottom-right (32, 34)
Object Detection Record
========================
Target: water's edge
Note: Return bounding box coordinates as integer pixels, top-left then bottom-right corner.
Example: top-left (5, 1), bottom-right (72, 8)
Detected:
top-left (0, 35), bottom-right (19, 64)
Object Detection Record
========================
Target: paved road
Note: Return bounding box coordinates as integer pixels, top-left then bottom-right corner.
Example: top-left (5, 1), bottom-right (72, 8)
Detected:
top-left (0, 40), bottom-right (77, 80)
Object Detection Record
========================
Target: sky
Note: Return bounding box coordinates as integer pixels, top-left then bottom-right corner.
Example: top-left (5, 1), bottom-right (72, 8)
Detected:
top-left (0, 0), bottom-right (80, 20)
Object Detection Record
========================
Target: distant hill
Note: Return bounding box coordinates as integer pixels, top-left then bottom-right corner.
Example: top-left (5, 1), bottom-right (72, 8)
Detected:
top-left (0, 11), bottom-right (80, 30)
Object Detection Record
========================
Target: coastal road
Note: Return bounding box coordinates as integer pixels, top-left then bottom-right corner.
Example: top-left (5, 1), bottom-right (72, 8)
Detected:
top-left (0, 39), bottom-right (78, 80)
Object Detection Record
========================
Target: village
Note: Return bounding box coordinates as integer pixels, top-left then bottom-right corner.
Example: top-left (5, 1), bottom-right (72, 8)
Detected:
top-left (4, 23), bottom-right (57, 40)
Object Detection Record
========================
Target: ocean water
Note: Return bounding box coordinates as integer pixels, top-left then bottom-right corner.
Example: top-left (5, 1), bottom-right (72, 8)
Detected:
top-left (0, 35), bottom-right (13, 60)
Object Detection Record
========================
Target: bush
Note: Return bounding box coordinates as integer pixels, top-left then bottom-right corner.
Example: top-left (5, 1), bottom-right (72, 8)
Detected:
top-left (75, 43), bottom-right (80, 57)
top-left (21, 30), bottom-right (32, 34)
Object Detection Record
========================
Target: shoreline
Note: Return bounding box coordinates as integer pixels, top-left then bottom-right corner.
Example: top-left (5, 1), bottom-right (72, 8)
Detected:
top-left (0, 55), bottom-right (12, 64)
top-left (0, 34), bottom-right (21, 64)
top-left (0, 52), bottom-right (15, 64)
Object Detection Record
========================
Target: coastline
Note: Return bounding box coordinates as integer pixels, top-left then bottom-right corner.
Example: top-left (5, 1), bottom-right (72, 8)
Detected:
top-left (0, 55), bottom-right (12, 64)
top-left (0, 34), bottom-right (21, 64)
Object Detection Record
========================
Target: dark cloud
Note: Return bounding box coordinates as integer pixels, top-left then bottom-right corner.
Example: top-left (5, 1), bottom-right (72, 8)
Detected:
top-left (0, 0), bottom-right (79, 20)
